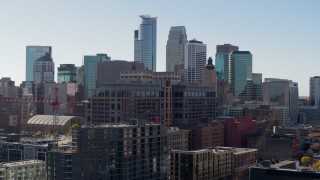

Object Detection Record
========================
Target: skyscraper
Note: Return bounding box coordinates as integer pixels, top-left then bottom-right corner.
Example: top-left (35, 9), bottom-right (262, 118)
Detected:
top-left (26, 46), bottom-right (52, 81)
top-left (134, 15), bottom-right (157, 71)
top-left (0, 77), bottom-right (17, 98)
top-left (185, 39), bottom-right (207, 84)
top-left (166, 26), bottom-right (188, 72)
top-left (228, 51), bottom-right (252, 100)
top-left (84, 53), bottom-right (111, 98)
top-left (215, 44), bottom-right (239, 81)
top-left (263, 78), bottom-right (299, 125)
top-left (33, 53), bottom-right (54, 84)
top-left (310, 76), bottom-right (320, 106)
top-left (252, 73), bottom-right (263, 101)
top-left (57, 64), bottom-right (78, 83)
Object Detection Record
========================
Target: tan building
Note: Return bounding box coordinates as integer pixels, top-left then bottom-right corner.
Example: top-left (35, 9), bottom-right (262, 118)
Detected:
top-left (0, 160), bottom-right (46, 180)
top-left (170, 147), bottom-right (257, 180)
top-left (171, 148), bottom-right (233, 180)
top-left (168, 127), bottom-right (189, 150)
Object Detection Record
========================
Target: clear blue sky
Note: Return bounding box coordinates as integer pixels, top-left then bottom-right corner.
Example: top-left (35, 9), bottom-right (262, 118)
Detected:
top-left (0, 0), bottom-right (319, 96)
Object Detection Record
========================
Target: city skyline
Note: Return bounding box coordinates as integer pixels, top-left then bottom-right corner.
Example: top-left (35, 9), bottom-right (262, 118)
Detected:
top-left (0, 1), bottom-right (319, 96)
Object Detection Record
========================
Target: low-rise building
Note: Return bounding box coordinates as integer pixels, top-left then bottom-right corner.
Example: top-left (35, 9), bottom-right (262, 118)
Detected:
top-left (168, 127), bottom-right (189, 150)
top-left (0, 160), bottom-right (46, 180)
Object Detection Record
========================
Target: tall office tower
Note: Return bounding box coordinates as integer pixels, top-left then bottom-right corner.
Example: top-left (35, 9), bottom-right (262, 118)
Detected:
top-left (215, 44), bottom-right (239, 81)
top-left (134, 15), bottom-right (157, 71)
top-left (166, 26), bottom-right (188, 72)
top-left (77, 65), bottom-right (84, 87)
top-left (310, 76), bottom-right (320, 106)
top-left (26, 46), bottom-right (52, 81)
top-left (228, 51), bottom-right (252, 100)
top-left (33, 53), bottom-right (54, 84)
top-left (185, 39), bottom-right (207, 84)
top-left (252, 73), bottom-right (263, 101)
top-left (47, 120), bottom-right (170, 179)
top-left (263, 78), bottom-right (299, 125)
top-left (57, 64), bottom-right (78, 83)
top-left (84, 53), bottom-right (111, 98)
top-left (0, 77), bottom-right (17, 98)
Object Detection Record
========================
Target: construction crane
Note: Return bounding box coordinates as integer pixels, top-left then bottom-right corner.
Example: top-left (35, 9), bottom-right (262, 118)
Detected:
top-left (49, 87), bottom-right (60, 147)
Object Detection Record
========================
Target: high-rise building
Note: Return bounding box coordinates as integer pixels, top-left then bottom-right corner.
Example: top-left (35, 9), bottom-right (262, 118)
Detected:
top-left (228, 51), bottom-right (252, 100)
top-left (33, 53), bottom-right (54, 84)
top-left (57, 64), bottom-right (78, 83)
top-left (263, 78), bottom-right (299, 125)
top-left (215, 44), bottom-right (239, 81)
top-left (134, 15), bottom-right (157, 71)
top-left (310, 76), bottom-right (320, 106)
top-left (0, 77), bottom-right (17, 98)
top-left (84, 53), bottom-right (111, 98)
top-left (203, 57), bottom-right (217, 90)
top-left (166, 26), bottom-right (188, 72)
top-left (47, 120), bottom-right (170, 179)
top-left (185, 39), bottom-right (207, 84)
top-left (26, 46), bottom-right (52, 81)
top-left (252, 73), bottom-right (263, 101)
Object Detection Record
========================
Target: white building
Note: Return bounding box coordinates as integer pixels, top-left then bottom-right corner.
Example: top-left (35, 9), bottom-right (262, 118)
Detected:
top-left (0, 160), bottom-right (46, 180)
top-left (185, 39), bottom-right (207, 84)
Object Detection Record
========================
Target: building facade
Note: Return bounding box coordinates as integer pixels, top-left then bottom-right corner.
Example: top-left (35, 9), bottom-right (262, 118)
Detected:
top-left (0, 160), bottom-right (46, 180)
top-left (33, 53), bottom-right (54, 84)
top-left (228, 51), bottom-right (252, 100)
top-left (26, 46), bottom-right (52, 81)
top-left (215, 44), bottom-right (239, 81)
top-left (185, 39), bottom-right (207, 84)
top-left (252, 73), bottom-right (263, 101)
top-left (166, 26), bottom-right (188, 72)
top-left (84, 53), bottom-right (111, 98)
top-left (47, 120), bottom-right (169, 180)
top-left (0, 77), bottom-right (17, 98)
top-left (310, 76), bottom-right (320, 107)
top-left (134, 15), bottom-right (157, 71)
top-left (57, 64), bottom-right (78, 83)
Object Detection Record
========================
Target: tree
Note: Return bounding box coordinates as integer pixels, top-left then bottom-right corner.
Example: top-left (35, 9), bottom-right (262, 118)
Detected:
top-left (301, 156), bottom-right (311, 165)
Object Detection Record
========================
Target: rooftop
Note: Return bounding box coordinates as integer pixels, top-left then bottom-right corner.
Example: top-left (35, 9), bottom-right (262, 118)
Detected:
top-left (0, 160), bottom-right (45, 167)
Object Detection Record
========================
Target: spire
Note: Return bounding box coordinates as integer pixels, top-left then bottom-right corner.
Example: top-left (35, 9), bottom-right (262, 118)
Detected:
top-left (205, 57), bottom-right (215, 70)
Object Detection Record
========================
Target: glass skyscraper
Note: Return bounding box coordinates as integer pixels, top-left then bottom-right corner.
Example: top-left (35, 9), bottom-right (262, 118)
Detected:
top-left (134, 15), bottom-right (157, 71)
top-left (166, 26), bottom-right (188, 72)
top-left (84, 54), bottom-right (111, 98)
top-left (57, 64), bottom-right (78, 83)
top-left (215, 44), bottom-right (238, 81)
top-left (33, 53), bottom-right (54, 84)
top-left (229, 51), bottom-right (252, 99)
top-left (26, 46), bottom-right (52, 81)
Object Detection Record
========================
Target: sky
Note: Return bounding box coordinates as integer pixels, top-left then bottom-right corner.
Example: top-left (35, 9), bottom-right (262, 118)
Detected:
top-left (0, 0), bottom-right (319, 96)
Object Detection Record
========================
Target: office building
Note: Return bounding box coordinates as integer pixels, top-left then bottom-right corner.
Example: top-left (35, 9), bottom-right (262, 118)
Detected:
top-left (263, 78), bottom-right (299, 125)
top-left (225, 114), bottom-right (257, 148)
top-left (271, 106), bottom-right (290, 126)
top-left (170, 147), bottom-right (257, 180)
top-left (185, 39), bottom-right (207, 84)
top-left (215, 44), bottom-right (239, 81)
top-left (229, 51), bottom-right (252, 100)
top-left (47, 120), bottom-right (169, 180)
top-left (0, 77), bottom-right (17, 98)
top-left (166, 26), bottom-right (188, 72)
top-left (84, 53), bottom-right (111, 98)
top-left (33, 53), bottom-right (54, 84)
top-left (168, 127), bottom-right (189, 151)
top-left (252, 73), bottom-right (263, 101)
top-left (26, 46), bottom-right (52, 81)
top-left (310, 76), bottom-right (320, 106)
top-left (96, 60), bottom-right (144, 85)
top-left (0, 160), bottom-right (46, 179)
top-left (179, 121), bottom-right (224, 150)
top-left (134, 15), bottom-right (157, 71)
top-left (57, 64), bottom-right (78, 83)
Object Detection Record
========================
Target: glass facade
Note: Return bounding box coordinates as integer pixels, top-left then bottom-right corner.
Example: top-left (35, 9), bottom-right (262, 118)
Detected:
top-left (84, 54), bottom-right (111, 98)
top-left (33, 53), bottom-right (54, 84)
top-left (166, 26), bottom-right (187, 72)
top-left (134, 15), bottom-right (157, 71)
top-left (26, 46), bottom-right (51, 81)
top-left (229, 51), bottom-right (252, 99)
top-left (215, 54), bottom-right (229, 81)
top-left (57, 64), bottom-right (78, 83)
